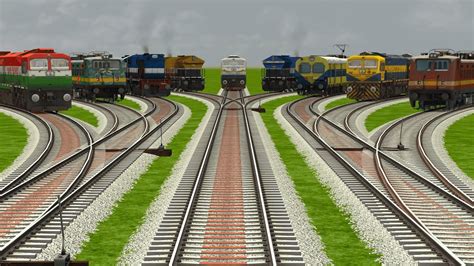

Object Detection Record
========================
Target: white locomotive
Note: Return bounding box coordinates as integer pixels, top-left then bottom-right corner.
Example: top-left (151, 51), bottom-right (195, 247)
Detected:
top-left (221, 55), bottom-right (247, 90)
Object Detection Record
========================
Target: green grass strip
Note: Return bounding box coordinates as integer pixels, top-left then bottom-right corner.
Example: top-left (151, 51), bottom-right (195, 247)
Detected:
top-left (261, 96), bottom-right (379, 265)
top-left (75, 95), bottom-right (207, 265)
top-left (0, 112), bottom-right (28, 172)
top-left (203, 68), bottom-right (221, 94)
top-left (365, 101), bottom-right (420, 132)
top-left (246, 68), bottom-right (263, 95)
top-left (444, 113), bottom-right (474, 179)
top-left (325, 97), bottom-right (356, 111)
top-left (60, 105), bottom-right (99, 127)
top-left (117, 98), bottom-right (141, 111)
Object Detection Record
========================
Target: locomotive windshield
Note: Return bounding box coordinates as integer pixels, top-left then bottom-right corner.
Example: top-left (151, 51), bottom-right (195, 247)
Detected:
top-left (30, 59), bottom-right (48, 69)
top-left (51, 59), bottom-right (69, 69)
top-left (348, 60), bottom-right (361, 68)
top-left (312, 63), bottom-right (325, 73)
top-left (93, 60), bottom-right (121, 69)
top-left (416, 59), bottom-right (450, 71)
top-left (364, 60), bottom-right (377, 68)
top-left (299, 63), bottom-right (311, 74)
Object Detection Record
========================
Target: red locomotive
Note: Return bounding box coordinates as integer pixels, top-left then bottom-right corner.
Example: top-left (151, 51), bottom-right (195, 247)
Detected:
top-left (408, 49), bottom-right (474, 109)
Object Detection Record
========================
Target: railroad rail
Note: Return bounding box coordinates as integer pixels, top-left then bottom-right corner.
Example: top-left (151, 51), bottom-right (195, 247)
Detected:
top-left (0, 97), bottom-right (179, 260)
top-left (287, 97), bottom-right (466, 265)
top-left (143, 91), bottom-right (303, 265)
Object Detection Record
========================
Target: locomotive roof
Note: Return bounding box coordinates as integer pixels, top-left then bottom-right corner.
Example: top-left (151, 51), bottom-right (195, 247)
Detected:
top-left (412, 55), bottom-right (459, 60)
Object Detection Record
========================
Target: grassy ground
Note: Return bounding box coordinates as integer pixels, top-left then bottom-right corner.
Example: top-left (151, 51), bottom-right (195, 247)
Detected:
top-left (75, 95), bottom-right (207, 265)
top-left (203, 67), bottom-right (263, 95)
top-left (325, 97), bottom-right (356, 111)
top-left (60, 105), bottom-right (99, 127)
top-left (117, 98), bottom-right (141, 111)
top-left (261, 96), bottom-right (379, 265)
top-left (444, 114), bottom-right (474, 179)
top-left (365, 101), bottom-right (420, 132)
top-left (0, 112), bottom-right (28, 173)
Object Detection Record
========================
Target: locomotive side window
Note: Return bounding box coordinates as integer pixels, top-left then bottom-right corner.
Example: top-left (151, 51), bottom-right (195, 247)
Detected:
top-left (30, 59), bottom-right (48, 69)
top-left (416, 60), bottom-right (431, 71)
top-left (312, 63), bottom-right (325, 73)
top-left (348, 60), bottom-right (361, 68)
top-left (299, 63), bottom-right (311, 74)
top-left (109, 60), bottom-right (120, 69)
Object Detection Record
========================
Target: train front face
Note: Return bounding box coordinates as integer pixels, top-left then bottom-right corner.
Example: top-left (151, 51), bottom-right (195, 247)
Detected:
top-left (24, 52), bottom-right (73, 112)
top-left (262, 55), bottom-right (296, 92)
top-left (294, 56), bottom-right (329, 95)
top-left (88, 58), bottom-right (127, 99)
top-left (346, 55), bottom-right (384, 100)
top-left (221, 56), bottom-right (246, 90)
top-left (408, 54), bottom-right (459, 109)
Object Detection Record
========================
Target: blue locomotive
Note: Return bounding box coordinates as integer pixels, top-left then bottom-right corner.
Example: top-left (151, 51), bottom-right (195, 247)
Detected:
top-left (262, 55), bottom-right (300, 92)
top-left (125, 53), bottom-right (171, 96)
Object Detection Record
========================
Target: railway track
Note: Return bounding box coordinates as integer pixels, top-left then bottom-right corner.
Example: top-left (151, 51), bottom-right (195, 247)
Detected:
top-left (287, 97), bottom-right (472, 265)
top-left (142, 91), bottom-right (304, 265)
top-left (0, 97), bottom-right (179, 260)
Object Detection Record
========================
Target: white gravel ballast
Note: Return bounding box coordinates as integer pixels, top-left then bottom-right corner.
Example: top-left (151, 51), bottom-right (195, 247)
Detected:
top-left (118, 93), bottom-right (214, 264)
top-left (275, 103), bottom-right (415, 265)
top-left (37, 97), bottom-right (197, 261)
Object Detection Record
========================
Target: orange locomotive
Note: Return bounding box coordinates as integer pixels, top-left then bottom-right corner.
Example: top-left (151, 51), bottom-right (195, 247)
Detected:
top-left (408, 49), bottom-right (474, 109)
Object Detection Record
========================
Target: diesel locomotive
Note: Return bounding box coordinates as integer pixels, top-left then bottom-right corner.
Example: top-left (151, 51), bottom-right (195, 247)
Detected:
top-left (261, 55), bottom-right (299, 92)
top-left (221, 55), bottom-right (246, 90)
top-left (346, 52), bottom-right (410, 101)
top-left (72, 52), bottom-right (127, 101)
top-left (408, 49), bottom-right (474, 109)
top-left (125, 53), bottom-right (171, 97)
top-left (0, 48), bottom-right (73, 112)
top-left (165, 55), bottom-right (205, 91)
top-left (295, 55), bottom-right (347, 95)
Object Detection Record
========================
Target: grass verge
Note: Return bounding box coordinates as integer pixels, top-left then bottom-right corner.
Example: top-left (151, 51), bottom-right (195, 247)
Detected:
top-left (60, 105), bottom-right (99, 127)
top-left (246, 68), bottom-right (263, 95)
top-left (325, 97), bottom-right (356, 111)
top-left (117, 98), bottom-right (141, 111)
top-left (75, 95), bottom-right (207, 264)
top-left (261, 96), bottom-right (379, 265)
top-left (0, 112), bottom-right (28, 172)
top-left (365, 101), bottom-right (420, 132)
top-left (444, 113), bottom-right (474, 179)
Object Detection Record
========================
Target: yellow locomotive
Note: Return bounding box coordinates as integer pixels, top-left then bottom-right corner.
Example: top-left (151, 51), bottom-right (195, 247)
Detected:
top-left (346, 52), bottom-right (410, 100)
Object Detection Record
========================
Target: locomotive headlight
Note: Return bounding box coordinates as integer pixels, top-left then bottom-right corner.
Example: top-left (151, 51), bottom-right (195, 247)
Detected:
top-left (370, 86), bottom-right (377, 92)
top-left (93, 88), bottom-right (100, 94)
top-left (183, 81), bottom-right (188, 85)
top-left (63, 93), bottom-right (72, 102)
top-left (346, 86), bottom-right (353, 92)
top-left (318, 84), bottom-right (324, 89)
top-left (165, 84), bottom-right (171, 89)
top-left (223, 80), bottom-right (228, 85)
top-left (118, 88), bottom-right (125, 94)
top-left (297, 84), bottom-right (303, 89)
top-left (31, 94), bottom-right (40, 103)
top-left (262, 81), bottom-right (266, 85)
top-left (144, 84), bottom-right (150, 90)
top-left (279, 81), bottom-right (283, 86)
top-left (240, 80), bottom-right (245, 85)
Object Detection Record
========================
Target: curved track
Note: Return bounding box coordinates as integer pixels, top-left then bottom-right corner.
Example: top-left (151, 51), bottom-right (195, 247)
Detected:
top-left (287, 97), bottom-right (470, 265)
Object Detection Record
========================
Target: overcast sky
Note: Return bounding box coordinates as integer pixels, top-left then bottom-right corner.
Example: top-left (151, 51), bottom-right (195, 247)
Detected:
top-left (0, 0), bottom-right (472, 66)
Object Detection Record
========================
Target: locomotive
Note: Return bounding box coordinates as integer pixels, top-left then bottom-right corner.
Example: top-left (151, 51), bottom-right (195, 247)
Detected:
top-left (0, 48), bottom-right (73, 112)
top-left (71, 52), bottom-right (127, 101)
top-left (346, 52), bottom-right (410, 101)
top-left (408, 49), bottom-right (474, 109)
top-left (261, 55), bottom-right (299, 92)
top-left (165, 55), bottom-right (205, 91)
top-left (294, 55), bottom-right (347, 95)
top-left (221, 55), bottom-right (246, 90)
top-left (125, 53), bottom-right (171, 96)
